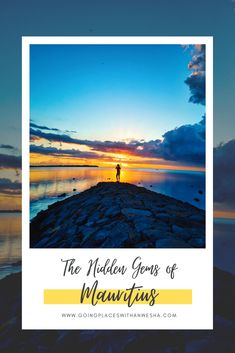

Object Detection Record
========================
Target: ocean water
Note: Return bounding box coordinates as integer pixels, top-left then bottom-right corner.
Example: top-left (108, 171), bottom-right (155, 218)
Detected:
top-left (30, 166), bottom-right (205, 220)
top-left (0, 212), bottom-right (21, 279)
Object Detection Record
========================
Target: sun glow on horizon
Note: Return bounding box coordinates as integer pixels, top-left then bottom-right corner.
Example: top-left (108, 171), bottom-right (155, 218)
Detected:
top-left (30, 151), bottom-right (204, 172)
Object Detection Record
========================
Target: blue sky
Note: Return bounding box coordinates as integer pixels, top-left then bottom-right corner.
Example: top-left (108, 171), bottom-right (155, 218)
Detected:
top-left (30, 44), bottom-right (204, 141)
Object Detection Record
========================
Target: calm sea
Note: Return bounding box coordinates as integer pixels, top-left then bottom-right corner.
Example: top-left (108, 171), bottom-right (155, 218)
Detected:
top-left (0, 212), bottom-right (21, 279)
top-left (30, 166), bottom-right (205, 220)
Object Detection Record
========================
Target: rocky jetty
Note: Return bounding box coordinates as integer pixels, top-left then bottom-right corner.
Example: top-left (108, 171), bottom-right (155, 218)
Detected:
top-left (30, 182), bottom-right (205, 248)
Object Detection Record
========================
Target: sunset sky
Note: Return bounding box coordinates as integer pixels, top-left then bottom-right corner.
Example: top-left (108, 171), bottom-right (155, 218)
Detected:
top-left (30, 44), bottom-right (205, 170)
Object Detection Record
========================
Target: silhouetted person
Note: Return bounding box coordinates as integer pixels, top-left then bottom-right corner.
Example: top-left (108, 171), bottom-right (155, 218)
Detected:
top-left (116, 164), bottom-right (121, 182)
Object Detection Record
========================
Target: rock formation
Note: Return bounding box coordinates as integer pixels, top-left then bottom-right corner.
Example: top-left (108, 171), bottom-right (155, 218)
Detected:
top-left (30, 182), bottom-right (205, 248)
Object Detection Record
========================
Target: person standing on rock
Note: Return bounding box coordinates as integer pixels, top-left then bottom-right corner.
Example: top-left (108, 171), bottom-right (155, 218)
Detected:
top-left (115, 164), bottom-right (121, 182)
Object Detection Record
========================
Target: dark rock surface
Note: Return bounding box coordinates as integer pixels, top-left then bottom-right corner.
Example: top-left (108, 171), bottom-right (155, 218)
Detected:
top-left (30, 182), bottom-right (205, 248)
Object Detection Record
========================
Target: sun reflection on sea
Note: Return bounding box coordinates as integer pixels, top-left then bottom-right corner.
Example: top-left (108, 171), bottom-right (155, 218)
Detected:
top-left (30, 166), bottom-right (205, 220)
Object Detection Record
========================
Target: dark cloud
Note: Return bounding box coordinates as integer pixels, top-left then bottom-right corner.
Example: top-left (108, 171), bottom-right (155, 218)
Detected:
top-left (30, 144), bottom-right (100, 159)
top-left (89, 140), bottom-right (143, 154)
top-left (30, 123), bottom-right (78, 134)
top-left (185, 45), bottom-right (205, 105)
top-left (30, 122), bottom-right (60, 132)
top-left (156, 117), bottom-right (205, 165)
top-left (65, 130), bottom-right (78, 133)
top-left (30, 128), bottom-right (81, 144)
top-left (124, 118), bottom-right (205, 166)
top-left (0, 178), bottom-right (21, 195)
top-left (0, 144), bottom-right (17, 151)
top-left (214, 140), bottom-right (235, 205)
top-left (30, 128), bottom-right (141, 154)
top-left (30, 135), bottom-right (41, 142)
top-left (0, 154), bottom-right (21, 169)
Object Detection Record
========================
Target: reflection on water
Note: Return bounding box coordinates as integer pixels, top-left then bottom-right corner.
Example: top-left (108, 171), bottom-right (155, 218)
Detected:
top-left (30, 167), bottom-right (205, 219)
top-left (0, 213), bottom-right (21, 279)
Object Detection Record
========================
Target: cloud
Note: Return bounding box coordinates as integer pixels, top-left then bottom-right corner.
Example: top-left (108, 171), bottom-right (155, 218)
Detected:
top-left (185, 45), bottom-right (205, 105)
top-left (30, 128), bottom-right (81, 144)
top-left (88, 140), bottom-right (143, 154)
top-left (0, 178), bottom-right (21, 195)
top-left (30, 128), bottom-right (141, 154)
top-left (30, 144), bottom-right (101, 159)
top-left (65, 130), bottom-right (78, 133)
top-left (30, 123), bottom-right (78, 134)
top-left (214, 140), bottom-right (235, 205)
top-left (0, 154), bottom-right (21, 169)
top-left (30, 122), bottom-right (60, 132)
top-left (0, 144), bottom-right (17, 151)
top-left (156, 116), bottom-right (205, 165)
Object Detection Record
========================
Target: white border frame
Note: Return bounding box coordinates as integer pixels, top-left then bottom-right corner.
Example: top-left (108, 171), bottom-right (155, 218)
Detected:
top-left (22, 36), bottom-right (213, 330)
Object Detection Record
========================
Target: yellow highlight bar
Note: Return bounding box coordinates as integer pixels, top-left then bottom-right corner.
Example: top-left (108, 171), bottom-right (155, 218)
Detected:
top-left (44, 289), bottom-right (192, 305)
